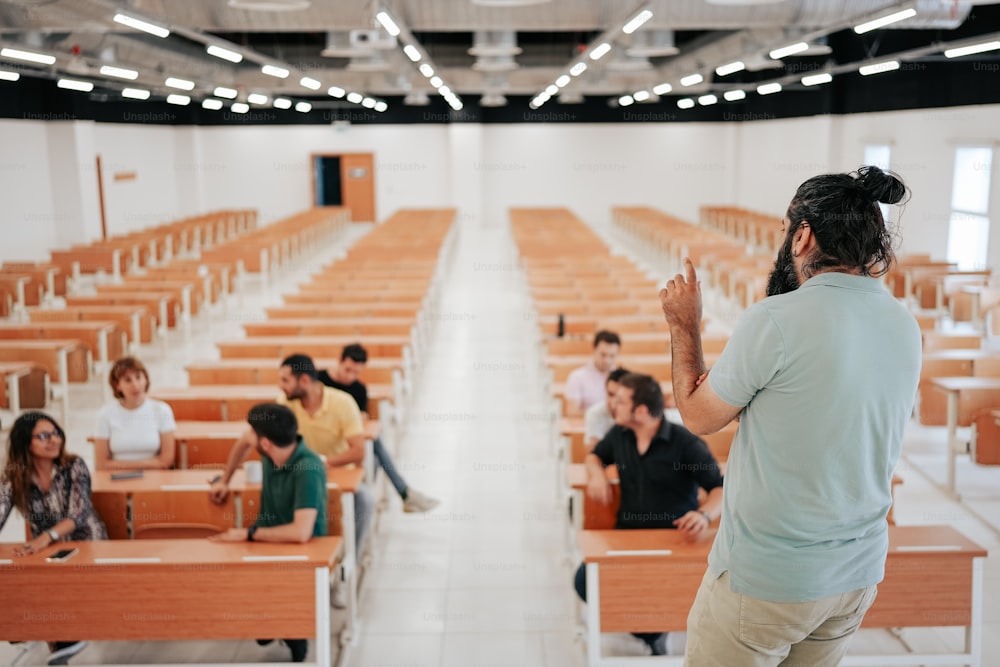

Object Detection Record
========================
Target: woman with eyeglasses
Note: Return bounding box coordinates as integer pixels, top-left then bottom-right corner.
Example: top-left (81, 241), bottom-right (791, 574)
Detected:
top-left (0, 411), bottom-right (107, 665)
top-left (93, 356), bottom-right (176, 470)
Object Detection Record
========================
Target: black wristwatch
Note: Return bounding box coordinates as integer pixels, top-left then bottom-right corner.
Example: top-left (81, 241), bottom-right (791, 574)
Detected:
top-left (247, 525), bottom-right (258, 542)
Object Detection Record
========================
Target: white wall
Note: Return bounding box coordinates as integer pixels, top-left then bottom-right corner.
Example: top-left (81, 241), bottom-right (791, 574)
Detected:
top-left (2, 105), bottom-right (999, 267)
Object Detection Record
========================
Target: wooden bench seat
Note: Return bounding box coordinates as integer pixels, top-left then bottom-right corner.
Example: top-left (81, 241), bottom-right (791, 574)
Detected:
top-left (186, 358), bottom-right (400, 386)
top-left (28, 305), bottom-right (156, 345)
top-left (0, 361), bottom-right (48, 412)
top-left (217, 335), bottom-right (409, 359)
top-left (242, 319), bottom-right (414, 338)
top-left (0, 322), bottom-right (127, 368)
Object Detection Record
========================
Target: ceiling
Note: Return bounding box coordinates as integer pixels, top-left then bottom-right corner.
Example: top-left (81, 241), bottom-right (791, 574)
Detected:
top-left (1, 0), bottom-right (1000, 121)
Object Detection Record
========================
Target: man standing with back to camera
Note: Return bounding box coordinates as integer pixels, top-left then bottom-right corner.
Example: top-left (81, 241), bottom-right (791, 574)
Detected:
top-left (659, 166), bottom-right (920, 666)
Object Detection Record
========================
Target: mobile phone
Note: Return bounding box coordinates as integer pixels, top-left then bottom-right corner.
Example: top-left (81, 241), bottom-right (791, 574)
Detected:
top-left (46, 548), bottom-right (78, 562)
top-left (111, 470), bottom-right (144, 480)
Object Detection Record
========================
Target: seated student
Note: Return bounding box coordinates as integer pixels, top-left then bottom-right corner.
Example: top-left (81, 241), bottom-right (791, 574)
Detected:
top-left (209, 354), bottom-right (374, 608)
top-left (1, 412), bottom-right (108, 665)
top-left (573, 373), bottom-right (723, 657)
top-left (318, 344), bottom-right (439, 513)
top-left (93, 357), bottom-right (176, 470)
top-left (583, 367), bottom-right (631, 451)
top-left (211, 403), bottom-right (326, 663)
top-left (564, 330), bottom-right (621, 417)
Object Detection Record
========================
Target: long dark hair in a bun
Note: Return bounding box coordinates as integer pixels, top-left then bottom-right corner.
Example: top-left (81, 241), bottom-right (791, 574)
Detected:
top-left (784, 165), bottom-right (908, 278)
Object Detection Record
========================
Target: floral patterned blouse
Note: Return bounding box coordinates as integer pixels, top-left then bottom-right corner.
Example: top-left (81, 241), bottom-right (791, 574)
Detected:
top-left (0, 456), bottom-right (108, 541)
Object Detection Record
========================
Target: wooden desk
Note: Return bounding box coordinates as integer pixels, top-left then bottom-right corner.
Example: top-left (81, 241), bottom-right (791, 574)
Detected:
top-left (217, 335), bottom-right (409, 360)
top-left (29, 305), bottom-right (153, 346)
top-left (0, 340), bottom-right (90, 422)
top-left (919, 351), bottom-right (1000, 425)
top-left (0, 361), bottom-right (47, 414)
top-left (0, 537), bottom-right (340, 667)
top-left (0, 321), bottom-right (126, 372)
top-left (580, 525), bottom-right (986, 667)
top-left (186, 357), bottom-right (401, 386)
top-left (153, 384), bottom-right (391, 421)
top-left (932, 377), bottom-right (1000, 497)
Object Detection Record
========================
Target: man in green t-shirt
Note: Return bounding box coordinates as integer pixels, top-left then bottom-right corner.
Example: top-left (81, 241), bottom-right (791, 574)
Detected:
top-left (212, 402), bottom-right (327, 663)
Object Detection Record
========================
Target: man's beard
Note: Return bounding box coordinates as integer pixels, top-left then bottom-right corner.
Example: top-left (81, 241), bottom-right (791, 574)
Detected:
top-left (765, 238), bottom-right (800, 296)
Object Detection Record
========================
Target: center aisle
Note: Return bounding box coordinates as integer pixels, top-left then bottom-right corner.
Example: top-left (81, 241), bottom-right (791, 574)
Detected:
top-left (356, 223), bottom-right (585, 666)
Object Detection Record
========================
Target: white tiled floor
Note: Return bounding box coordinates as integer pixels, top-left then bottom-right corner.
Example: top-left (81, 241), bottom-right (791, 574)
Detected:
top-left (2, 217), bottom-right (999, 666)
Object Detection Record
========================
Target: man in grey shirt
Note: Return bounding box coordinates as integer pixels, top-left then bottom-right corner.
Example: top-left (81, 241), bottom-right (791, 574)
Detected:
top-left (660, 166), bottom-right (920, 666)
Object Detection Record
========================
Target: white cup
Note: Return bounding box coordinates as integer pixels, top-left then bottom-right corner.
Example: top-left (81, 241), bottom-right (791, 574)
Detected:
top-left (244, 460), bottom-right (263, 484)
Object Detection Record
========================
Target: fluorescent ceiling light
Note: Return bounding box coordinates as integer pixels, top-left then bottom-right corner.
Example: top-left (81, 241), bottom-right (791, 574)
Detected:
top-left (346, 91), bottom-right (363, 103)
top-left (328, 85), bottom-right (345, 98)
top-left (214, 86), bottom-right (238, 99)
top-left (295, 101), bottom-right (312, 112)
top-left (622, 9), bottom-right (653, 35)
top-left (375, 101), bottom-right (388, 112)
top-left (273, 97), bottom-right (292, 109)
top-left (1, 47), bottom-right (55, 65)
top-left (769, 41), bottom-right (808, 59)
top-left (202, 99), bottom-right (223, 110)
top-left (0, 70), bottom-right (19, 81)
top-left (544, 84), bottom-right (558, 96)
top-left (698, 94), bottom-right (718, 106)
top-left (429, 76), bottom-right (443, 88)
top-left (447, 98), bottom-right (463, 111)
top-left (757, 82), bottom-right (782, 95)
top-left (122, 87), bottom-right (150, 100)
top-left (555, 74), bottom-right (571, 87)
top-left (570, 62), bottom-right (587, 76)
top-left (716, 60), bottom-right (745, 76)
top-left (590, 42), bottom-right (611, 60)
top-left (419, 64), bottom-right (434, 77)
top-left (403, 45), bottom-right (421, 62)
top-left (247, 93), bottom-right (268, 105)
top-left (375, 11), bottom-right (401, 37)
top-left (945, 40), bottom-right (1000, 59)
top-left (677, 98), bottom-right (695, 109)
top-left (166, 94), bottom-right (190, 106)
top-left (57, 78), bottom-right (93, 92)
top-left (165, 77), bottom-right (195, 90)
top-left (859, 60), bottom-right (900, 76)
top-left (801, 72), bottom-right (833, 86)
top-left (361, 97), bottom-right (377, 108)
top-left (680, 73), bottom-right (703, 87)
top-left (854, 8), bottom-right (917, 35)
top-left (100, 65), bottom-right (138, 80)
top-left (261, 64), bottom-right (289, 78)
top-left (300, 76), bottom-right (321, 90)
top-left (653, 82), bottom-right (672, 95)
top-left (619, 94), bottom-right (634, 106)
top-left (633, 90), bottom-right (650, 102)
top-left (723, 89), bottom-right (746, 101)
top-left (438, 85), bottom-right (451, 95)
top-left (206, 44), bottom-right (243, 63)
top-left (112, 13), bottom-right (169, 39)
top-left (231, 102), bottom-right (250, 113)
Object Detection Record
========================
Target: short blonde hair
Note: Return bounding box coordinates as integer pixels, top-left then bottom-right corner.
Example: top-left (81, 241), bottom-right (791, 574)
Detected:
top-left (109, 356), bottom-right (150, 399)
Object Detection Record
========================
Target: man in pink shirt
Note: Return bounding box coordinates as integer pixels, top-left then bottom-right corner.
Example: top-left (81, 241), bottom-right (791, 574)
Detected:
top-left (564, 330), bottom-right (621, 416)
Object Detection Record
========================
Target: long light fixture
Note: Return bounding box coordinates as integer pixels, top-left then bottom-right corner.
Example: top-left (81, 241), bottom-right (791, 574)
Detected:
top-left (677, 98), bottom-right (695, 109)
top-left (0, 70), bottom-right (20, 81)
top-left (247, 92), bottom-right (269, 105)
top-left (757, 82), bottom-right (782, 95)
top-left (618, 94), bottom-right (634, 106)
top-left (112, 13), bottom-right (170, 39)
top-left (859, 60), bottom-right (900, 76)
top-left (698, 94), bottom-right (718, 106)
top-left (328, 86), bottom-right (345, 98)
top-left (622, 9), bottom-right (653, 35)
top-left (653, 82), bottom-right (672, 95)
top-left (555, 74), bottom-right (571, 87)
top-left (231, 102), bottom-right (249, 113)
top-left (945, 40), bottom-right (1000, 59)
top-left (261, 64), bottom-right (289, 78)
top-left (213, 86), bottom-right (238, 99)
top-left (633, 90), bottom-right (650, 102)
top-left (403, 45), bottom-right (422, 62)
top-left (375, 11), bottom-right (401, 37)
top-left (769, 42), bottom-right (809, 60)
top-left (802, 72), bottom-right (833, 86)
top-left (166, 94), bottom-right (190, 106)
top-left (716, 61), bottom-right (745, 77)
top-left (854, 8), bottom-right (917, 35)
top-left (300, 76), bottom-right (321, 90)
top-left (165, 77), bottom-right (195, 90)
top-left (723, 89), bottom-right (746, 101)
top-left (100, 65), bottom-right (138, 80)
top-left (122, 87), bottom-right (150, 100)
top-left (590, 42), bottom-right (612, 60)
top-left (418, 63), bottom-right (434, 77)
top-left (206, 44), bottom-right (243, 63)
top-left (58, 78), bottom-right (94, 92)
top-left (375, 101), bottom-right (388, 112)
top-left (346, 91), bottom-right (363, 103)
top-left (680, 73), bottom-right (703, 87)
top-left (1, 47), bottom-right (56, 65)
top-left (294, 101), bottom-right (311, 113)
top-left (570, 62), bottom-right (587, 76)
top-left (273, 97), bottom-right (292, 109)
top-left (202, 99), bottom-right (223, 110)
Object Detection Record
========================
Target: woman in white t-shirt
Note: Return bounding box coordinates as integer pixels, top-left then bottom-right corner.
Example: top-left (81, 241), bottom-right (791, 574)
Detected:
top-left (94, 357), bottom-right (176, 470)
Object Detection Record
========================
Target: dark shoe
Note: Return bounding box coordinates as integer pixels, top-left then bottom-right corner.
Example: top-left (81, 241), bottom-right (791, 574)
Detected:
top-left (256, 639), bottom-right (274, 646)
top-left (48, 641), bottom-right (88, 665)
top-left (283, 639), bottom-right (308, 663)
top-left (650, 633), bottom-right (668, 656)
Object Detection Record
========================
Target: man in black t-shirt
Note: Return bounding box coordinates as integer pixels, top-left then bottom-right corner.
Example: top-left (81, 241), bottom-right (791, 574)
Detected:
top-left (318, 344), bottom-right (439, 513)
top-left (573, 372), bottom-right (724, 656)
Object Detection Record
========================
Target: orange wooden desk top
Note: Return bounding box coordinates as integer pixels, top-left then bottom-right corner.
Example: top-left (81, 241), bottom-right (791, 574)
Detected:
top-left (932, 377), bottom-right (1000, 392)
top-left (92, 466), bottom-right (364, 494)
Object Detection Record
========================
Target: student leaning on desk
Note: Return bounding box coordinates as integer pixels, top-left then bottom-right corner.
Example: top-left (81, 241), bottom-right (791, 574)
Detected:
top-left (210, 402), bottom-right (326, 663)
top-left (0, 412), bottom-right (107, 665)
top-left (574, 372), bottom-right (724, 657)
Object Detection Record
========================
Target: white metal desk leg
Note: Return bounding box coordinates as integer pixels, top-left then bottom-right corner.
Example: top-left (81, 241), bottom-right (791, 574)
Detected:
top-left (585, 562), bottom-right (602, 667)
top-left (315, 566), bottom-right (331, 667)
top-left (341, 491), bottom-right (358, 640)
top-left (7, 373), bottom-right (20, 415)
top-left (58, 349), bottom-right (69, 424)
top-left (968, 557), bottom-right (983, 667)
top-left (946, 391), bottom-right (960, 499)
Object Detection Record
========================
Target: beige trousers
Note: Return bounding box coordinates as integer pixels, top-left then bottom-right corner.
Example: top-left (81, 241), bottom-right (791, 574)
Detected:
top-left (685, 569), bottom-right (878, 667)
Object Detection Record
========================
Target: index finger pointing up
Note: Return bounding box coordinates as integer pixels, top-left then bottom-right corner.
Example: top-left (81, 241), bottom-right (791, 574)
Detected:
top-left (684, 257), bottom-right (697, 283)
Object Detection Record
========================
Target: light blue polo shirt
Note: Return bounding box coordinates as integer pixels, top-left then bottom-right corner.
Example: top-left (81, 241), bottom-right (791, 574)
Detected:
top-left (707, 272), bottom-right (921, 602)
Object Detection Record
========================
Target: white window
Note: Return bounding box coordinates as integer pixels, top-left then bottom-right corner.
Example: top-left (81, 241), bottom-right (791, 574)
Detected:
top-left (948, 146), bottom-right (993, 270)
top-left (864, 144), bottom-right (892, 224)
